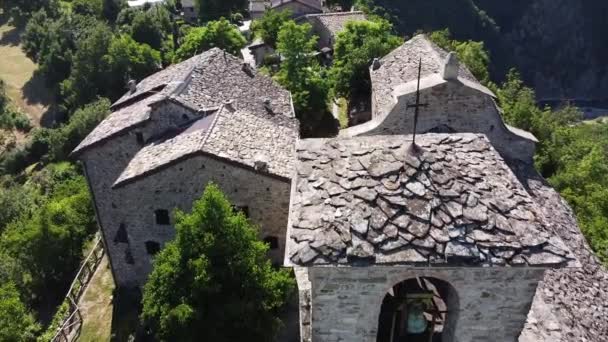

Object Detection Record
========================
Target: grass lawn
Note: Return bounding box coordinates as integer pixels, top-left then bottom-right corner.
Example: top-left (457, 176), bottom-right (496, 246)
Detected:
top-left (0, 17), bottom-right (54, 127)
top-left (78, 255), bottom-right (114, 342)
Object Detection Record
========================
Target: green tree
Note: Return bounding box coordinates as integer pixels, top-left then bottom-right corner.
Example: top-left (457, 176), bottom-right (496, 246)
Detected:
top-left (130, 8), bottom-right (170, 50)
top-left (330, 19), bottom-right (401, 100)
top-left (250, 9), bottom-right (293, 48)
top-left (47, 98), bottom-right (111, 161)
top-left (141, 183), bottom-right (294, 341)
top-left (72, 0), bottom-right (103, 17)
top-left (0, 173), bottom-right (95, 306)
top-left (4, 0), bottom-right (59, 26)
top-left (547, 124), bottom-right (608, 263)
top-left (0, 282), bottom-right (40, 342)
top-left (104, 35), bottom-right (162, 98)
top-left (103, 0), bottom-right (126, 22)
top-left (275, 21), bottom-right (328, 133)
top-left (60, 22), bottom-right (113, 110)
top-left (495, 69), bottom-right (543, 132)
top-left (174, 18), bottom-right (246, 61)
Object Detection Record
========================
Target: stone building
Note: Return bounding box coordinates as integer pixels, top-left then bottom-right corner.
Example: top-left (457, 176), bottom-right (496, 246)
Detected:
top-left (341, 34), bottom-right (537, 163)
top-left (297, 11), bottom-right (367, 50)
top-left (285, 134), bottom-right (577, 341)
top-left (249, 0), bottom-right (269, 19)
top-left (180, 0), bottom-right (197, 22)
top-left (72, 48), bottom-right (298, 288)
top-left (270, 0), bottom-right (323, 17)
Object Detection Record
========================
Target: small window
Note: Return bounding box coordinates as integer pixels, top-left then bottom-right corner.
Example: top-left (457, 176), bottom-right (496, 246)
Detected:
top-left (155, 209), bottom-right (170, 225)
top-left (233, 206), bottom-right (250, 218)
top-left (145, 241), bottom-right (161, 255)
top-left (114, 223), bottom-right (128, 244)
top-left (263, 236), bottom-right (279, 250)
top-left (136, 132), bottom-right (144, 145)
top-left (182, 114), bottom-right (189, 120)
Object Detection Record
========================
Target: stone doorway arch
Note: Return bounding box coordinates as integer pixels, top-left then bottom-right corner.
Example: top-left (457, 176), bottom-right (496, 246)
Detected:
top-left (377, 277), bottom-right (459, 342)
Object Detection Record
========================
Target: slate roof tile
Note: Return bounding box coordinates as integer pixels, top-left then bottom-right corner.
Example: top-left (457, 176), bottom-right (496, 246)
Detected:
top-left (73, 48), bottom-right (294, 155)
top-left (285, 133), bottom-right (576, 267)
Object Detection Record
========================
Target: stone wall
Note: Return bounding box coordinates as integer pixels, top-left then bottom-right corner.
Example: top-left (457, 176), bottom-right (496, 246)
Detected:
top-left (81, 132), bottom-right (148, 288)
top-left (365, 82), bottom-right (536, 162)
top-left (84, 137), bottom-right (291, 287)
top-left (304, 266), bottom-right (546, 342)
top-left (81, 101), bottom-right (291, 287)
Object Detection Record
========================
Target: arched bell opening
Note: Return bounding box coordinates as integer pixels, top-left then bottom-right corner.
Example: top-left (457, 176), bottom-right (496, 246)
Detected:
top-left (376, 277), bottom-right (459, 342)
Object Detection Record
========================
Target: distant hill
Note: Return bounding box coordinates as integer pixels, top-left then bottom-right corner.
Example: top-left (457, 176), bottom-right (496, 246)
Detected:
top-left (364, 0), bottom-right (608, 103)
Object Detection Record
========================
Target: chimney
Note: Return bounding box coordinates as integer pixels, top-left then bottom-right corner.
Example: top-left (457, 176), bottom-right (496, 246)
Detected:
top-left (441, 52), bottom-right (459, 80)
top-left (263, 98), bottom-right (274, 114)
top-left (223, 100), bottom-right (236, 112)
top-left (127, 79), bottom-right (137, 93)
top-left (242, 62), bottom-right (254, 77)
top-left (371, 58), bottom-right (381, 71)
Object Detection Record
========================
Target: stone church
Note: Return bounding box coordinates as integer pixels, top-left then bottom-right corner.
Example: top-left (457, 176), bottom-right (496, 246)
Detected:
top-left (72, 48), bottom-right (299, 287)
top-left (75, 35), bottom-right (607, 341)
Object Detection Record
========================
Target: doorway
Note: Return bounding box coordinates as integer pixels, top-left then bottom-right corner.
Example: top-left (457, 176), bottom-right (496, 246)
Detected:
top-left (377, 277), bottom-right (458, 342)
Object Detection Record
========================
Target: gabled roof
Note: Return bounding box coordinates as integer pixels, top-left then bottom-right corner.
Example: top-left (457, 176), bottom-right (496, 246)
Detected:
top-left (73, 48), bottom-right (294, 155)
top-left (271, 0), bottom-right (322, 11)
top-left (285, 134), bottom-right (576, 267)
top-left (299, 11), bottom-right (367, 39)
top-left (370, 34), bottom-right (494, 118)
top-left (113, 105), bottom-right (299, 187)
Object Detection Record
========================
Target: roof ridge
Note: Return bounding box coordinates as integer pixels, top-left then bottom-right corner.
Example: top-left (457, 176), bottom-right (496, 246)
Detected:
top-left (306, 10), bottom-right (364, 17)
top-left (198, 104), bottom-right (226, 151)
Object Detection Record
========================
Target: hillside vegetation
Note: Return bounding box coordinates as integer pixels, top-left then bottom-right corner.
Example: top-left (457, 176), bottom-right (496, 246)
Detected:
top-left (359, 0), bottom-right (608, 102)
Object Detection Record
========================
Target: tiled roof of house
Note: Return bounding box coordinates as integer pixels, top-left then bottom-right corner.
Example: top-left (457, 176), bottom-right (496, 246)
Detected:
top-left (73, 48), bottom-right (294, 155)
top-left (371, 34), bottom-right (493, 119)
top-left (299, 11), bottom-right (367, 39)
top-left (113, 104), bottom-right (299, 187)
top-left (285, 134), bottom-right (576, 267)
top-left (271, 0), bottom-right (322, 11)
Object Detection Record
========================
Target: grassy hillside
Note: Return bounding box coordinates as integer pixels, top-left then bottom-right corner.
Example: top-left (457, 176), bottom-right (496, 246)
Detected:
top-left (0, 19), bottom-right (54, 127)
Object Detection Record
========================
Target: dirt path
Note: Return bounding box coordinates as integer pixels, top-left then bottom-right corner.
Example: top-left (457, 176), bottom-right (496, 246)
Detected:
top-left (78, 256), bottom-right (115, 342)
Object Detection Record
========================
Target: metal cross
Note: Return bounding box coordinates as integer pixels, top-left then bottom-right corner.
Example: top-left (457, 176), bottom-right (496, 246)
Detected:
top-left (407, 58), bottom-right (428, 152)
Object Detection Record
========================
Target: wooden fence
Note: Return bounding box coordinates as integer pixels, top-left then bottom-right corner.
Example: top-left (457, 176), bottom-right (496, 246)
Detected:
top-left (50, 237), bottom-right (106, 342)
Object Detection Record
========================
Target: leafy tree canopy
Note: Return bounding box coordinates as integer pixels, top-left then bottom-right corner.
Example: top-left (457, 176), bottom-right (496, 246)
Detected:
top-left (174, 18), bottom-right (246, 61)
top-left (0, 282), bottom-right (40, 342)
top-left (330, 19), bottom-right (402, 99)
top-left (129, 6), bottom-right (172, 51)
top-left (72, 0), bottom-right (103, 17)
top-left (251, 9), bottom-right (293, 48)
top-left (141, 183), bottom-right (294, 342)
top-left (275, 21), bottom-right (329, 134)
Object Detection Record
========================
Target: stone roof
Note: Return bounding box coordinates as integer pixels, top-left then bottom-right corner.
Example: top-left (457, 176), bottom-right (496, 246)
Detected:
top-left (113, 104), bottom-right (299, 187)
top-left (299, 11), bottom-right (367, 39)
top-left (285, 133), bottom-right (576, 267)
top-left (73, 48), bottom-right (294, 155)
top-left (271, 0), bottom-right (322, 11)
top-left (371, 34), bottom-right (493, 118)
top-left (507, 161), bottom-right (608, 341)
